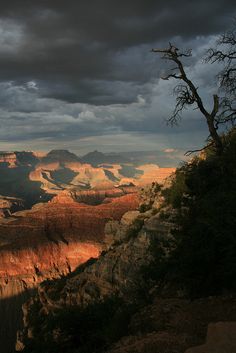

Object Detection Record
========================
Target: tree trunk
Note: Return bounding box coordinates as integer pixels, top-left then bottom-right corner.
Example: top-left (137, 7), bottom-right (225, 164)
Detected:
top-left (206, 116), bottom-right (223, 154)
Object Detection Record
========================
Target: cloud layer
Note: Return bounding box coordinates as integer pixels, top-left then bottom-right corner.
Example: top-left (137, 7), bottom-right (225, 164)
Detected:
top-left (0, 1), bottom-right (235, 160)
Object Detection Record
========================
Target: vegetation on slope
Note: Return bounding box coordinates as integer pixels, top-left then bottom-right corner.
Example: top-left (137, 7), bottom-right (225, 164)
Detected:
top-left (148, 128), bottom-right (236, 297)
top-left (19, 128), bottom-right (236, 353)
top-left (23, 296), bottom-right (137, 353)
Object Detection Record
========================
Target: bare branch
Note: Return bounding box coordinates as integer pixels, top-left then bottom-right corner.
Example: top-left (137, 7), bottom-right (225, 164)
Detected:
top-left (161, 73), bottom-right (182, 80)
top-left (206, 24), bottom-right (236, 110)
top-left (152, 39), bottom-right (225, 153)
top-left (184, 141), bottom-right (215, 156)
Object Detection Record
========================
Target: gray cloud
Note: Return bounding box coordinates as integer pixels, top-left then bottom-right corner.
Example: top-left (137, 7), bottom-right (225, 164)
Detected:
top-left (0, 0), bottom-right (235, 102)
top-left (0, 1), bottom-right (235, 157)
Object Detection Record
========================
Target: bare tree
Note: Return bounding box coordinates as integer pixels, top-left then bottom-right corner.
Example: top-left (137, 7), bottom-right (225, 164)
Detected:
top-left (206, 25), bottom-right (236, 128)
top-left (152, 43), bottom-right (224, 154)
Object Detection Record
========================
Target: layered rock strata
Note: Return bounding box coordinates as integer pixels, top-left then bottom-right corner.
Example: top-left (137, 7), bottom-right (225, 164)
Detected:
top-left (0, 190), bottom-right (139, 353)
top-left (16, 184), bottom-right (236, 353)
top-left (15, 185), bottom-right (173, 350)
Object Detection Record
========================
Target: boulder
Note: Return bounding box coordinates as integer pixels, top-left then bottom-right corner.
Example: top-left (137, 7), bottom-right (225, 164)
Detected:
top-left (121, 211), bottom-right (140, 226)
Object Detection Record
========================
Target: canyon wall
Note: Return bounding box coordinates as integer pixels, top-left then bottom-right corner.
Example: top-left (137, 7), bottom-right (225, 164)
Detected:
top-left (0, 149), bottom-right (175, 352)
top-left (0, 190), bottom-right (139, 353)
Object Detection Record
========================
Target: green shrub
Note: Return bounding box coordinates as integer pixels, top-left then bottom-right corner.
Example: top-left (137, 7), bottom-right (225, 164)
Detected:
top-left (125, 218), bottom-right (144, 239)
top-left (161, 168), bottom-right (188, 208)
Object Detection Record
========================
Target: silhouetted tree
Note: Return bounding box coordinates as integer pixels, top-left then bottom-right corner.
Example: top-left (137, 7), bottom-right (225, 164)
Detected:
top-left (152, 27), bottom-right (236, 154)
top-left (206, 24), bottom-right (236, 128)
top-left (152, 44), bottom-right (223, 154)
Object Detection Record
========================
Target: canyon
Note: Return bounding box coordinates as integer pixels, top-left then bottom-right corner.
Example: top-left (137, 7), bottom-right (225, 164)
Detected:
top-left (0, 190), bottom-right (139, 353)
top-left (0, 149), bottom-right (175, 353)
top-left (15, 180), bottom-right (236, 353)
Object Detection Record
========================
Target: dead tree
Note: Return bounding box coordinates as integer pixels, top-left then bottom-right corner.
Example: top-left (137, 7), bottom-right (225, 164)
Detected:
top-left (152, 43), bottom-right (223, 154)
top-left (206, 25), bottom-right (236, 128)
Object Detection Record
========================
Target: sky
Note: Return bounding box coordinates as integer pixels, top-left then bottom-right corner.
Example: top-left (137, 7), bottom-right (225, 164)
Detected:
top-left (0, 0), bottom-right (235, 161)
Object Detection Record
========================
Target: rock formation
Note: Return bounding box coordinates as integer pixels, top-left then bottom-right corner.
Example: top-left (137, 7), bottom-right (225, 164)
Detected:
top-left (0, 196), bottom-right (24, 218)
top-left (14, 183), bottom-right (172, 351)
top-left (15, 181), bottom-right (236, 353)
top-left (0, 189), bottom-right (139, 293)
top-left (0, 149), bottom-right (175, 204)
top-left (0, 189), bottom-right (139, 353)
top-left (0, 149), bottom-right (176, 352)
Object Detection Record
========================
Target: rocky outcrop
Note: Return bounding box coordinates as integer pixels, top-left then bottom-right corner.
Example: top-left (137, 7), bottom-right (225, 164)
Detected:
top-left (0, 195), bottom-right (24, 218)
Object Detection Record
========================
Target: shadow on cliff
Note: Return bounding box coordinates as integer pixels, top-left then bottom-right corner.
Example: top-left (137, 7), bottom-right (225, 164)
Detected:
top-left (0, 166), bottom-right (52, 208)
top-left (0, 288), bottom-right (36, 353)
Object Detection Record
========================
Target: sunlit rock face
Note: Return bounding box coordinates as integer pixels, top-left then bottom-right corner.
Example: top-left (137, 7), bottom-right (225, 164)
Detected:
top-left (0, 149), bottom-right (175, 204)
top-left (14, 187), bottom-right (175, 352)
top-left (0, 189), bottom-right (139, 353)
top-left (0, 149), bottom-right (175, 353)
top-left (0, 150), bottom-right (174, 298)
top-left (0, 150), bottom-right (174, 293)
top-left (0, 190), bottom-right (139, 292)
top-left (0, 186), bottom-right (139, 339)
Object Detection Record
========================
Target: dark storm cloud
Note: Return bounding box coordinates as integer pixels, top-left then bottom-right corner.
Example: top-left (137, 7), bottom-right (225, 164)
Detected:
top-left (0, 0), bottom-right (235, 155)
top-left (0, 0), bottom-right (235, 104)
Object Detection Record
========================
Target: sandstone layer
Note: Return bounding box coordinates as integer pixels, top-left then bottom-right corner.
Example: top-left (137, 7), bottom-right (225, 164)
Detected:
top-left (0, 189), bottom-right (139, 353)
top-left (0, 190), bottom-right (139, 295)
